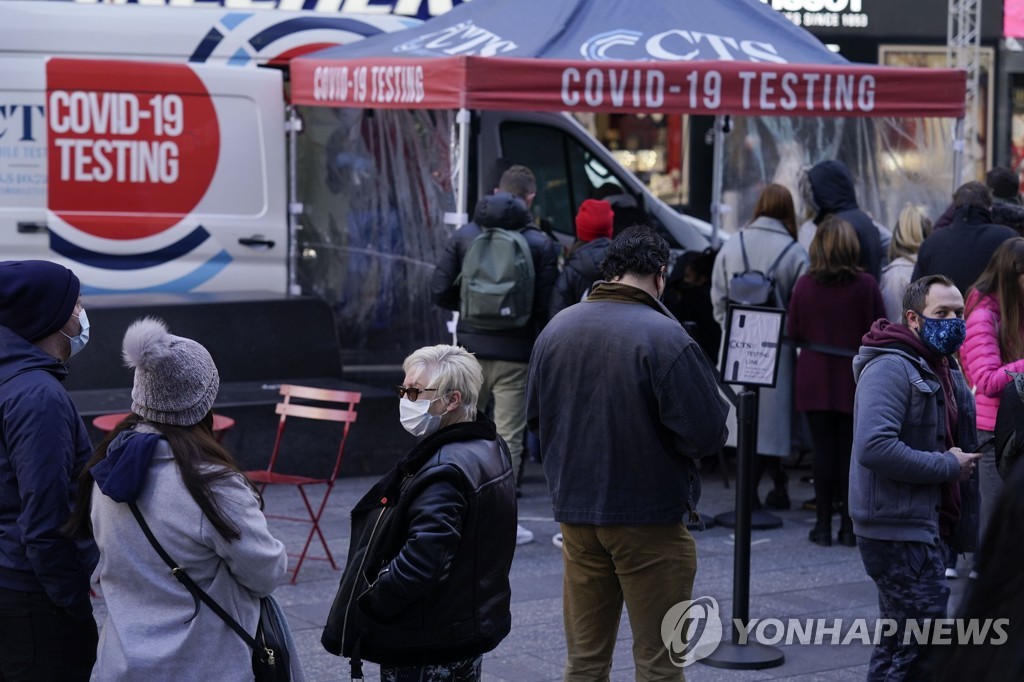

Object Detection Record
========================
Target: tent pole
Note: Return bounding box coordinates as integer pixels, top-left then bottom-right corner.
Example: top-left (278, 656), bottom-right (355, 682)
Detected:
top-left (710, 115), bottom-right (726, 249)
top-left (952, 117), bottom-right (965, 193)
top-left (285, 105), bottom-right (303, 296)
top-left (456, 108), bottom-right (471, 228)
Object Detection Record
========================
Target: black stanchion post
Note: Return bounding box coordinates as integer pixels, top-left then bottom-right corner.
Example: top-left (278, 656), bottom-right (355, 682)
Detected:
top-left (702, 386), bottom-right (784, 670)
top-left (732, 387), bottom-right (754, 639)
top-left (714, 383), bottom-right (783, 531)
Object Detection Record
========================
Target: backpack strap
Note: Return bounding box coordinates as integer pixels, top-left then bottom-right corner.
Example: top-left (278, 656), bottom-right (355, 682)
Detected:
top-left (766, 239), bottom-right (797, 279)
top-left (738, 231), bottom-right (751, 273)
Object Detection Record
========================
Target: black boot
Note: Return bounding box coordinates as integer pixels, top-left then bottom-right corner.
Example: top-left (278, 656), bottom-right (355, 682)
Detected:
top-left (809, 523), bottom-right (832, 547)
top-left (764, 465), bottom-right (790, 510)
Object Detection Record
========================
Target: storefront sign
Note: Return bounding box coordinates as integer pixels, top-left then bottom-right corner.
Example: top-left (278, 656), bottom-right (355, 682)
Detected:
top-left (760, 0), bottom-right (868, 30)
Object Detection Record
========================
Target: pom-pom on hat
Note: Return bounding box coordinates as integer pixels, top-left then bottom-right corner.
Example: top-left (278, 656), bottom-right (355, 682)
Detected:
top-left (0, 260), bottom-right (81, 341)
top-left (575, 199), bottom-right (614, 242)
top-left (123, 317), bottom-right (219, 427)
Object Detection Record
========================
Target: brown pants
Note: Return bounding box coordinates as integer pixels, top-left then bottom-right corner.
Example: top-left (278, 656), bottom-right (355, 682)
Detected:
top-left (560, 523), bottom-right (698, 682)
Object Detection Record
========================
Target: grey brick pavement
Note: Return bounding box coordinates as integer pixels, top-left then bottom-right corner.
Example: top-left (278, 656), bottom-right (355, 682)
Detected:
top-left (90, 460), bottom-right (971, 681)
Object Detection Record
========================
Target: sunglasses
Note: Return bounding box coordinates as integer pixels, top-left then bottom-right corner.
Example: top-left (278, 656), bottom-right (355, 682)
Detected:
top-left (395, 386), bottom-right (438, 401)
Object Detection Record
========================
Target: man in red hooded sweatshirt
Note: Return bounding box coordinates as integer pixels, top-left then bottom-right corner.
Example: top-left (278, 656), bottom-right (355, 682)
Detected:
top-left (849, 274), bottom-right (982, 681)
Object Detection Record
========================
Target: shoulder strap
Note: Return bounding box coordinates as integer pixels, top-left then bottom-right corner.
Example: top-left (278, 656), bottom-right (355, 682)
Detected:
top-left (128, 503), bottom-right (263, 653)
top-left (739, 231), bottom-right (751, 272)
top-left (766, 239), bottom-right (798, 278)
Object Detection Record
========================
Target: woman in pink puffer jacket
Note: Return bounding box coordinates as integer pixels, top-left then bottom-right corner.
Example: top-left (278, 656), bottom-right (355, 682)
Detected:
top-left (961, 237), bottom-right (1024, 550)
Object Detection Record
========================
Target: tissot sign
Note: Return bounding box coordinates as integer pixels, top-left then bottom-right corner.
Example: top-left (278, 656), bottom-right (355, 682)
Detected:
top-left (762, 0), bottom-right (1002, 39)
top-left (761, 0), bottom-right (868, 30)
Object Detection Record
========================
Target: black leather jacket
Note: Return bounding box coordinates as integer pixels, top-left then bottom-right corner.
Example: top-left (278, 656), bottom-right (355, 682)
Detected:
top-left (321, 415), bottom-right (516, 666)
top-left (430, 193), bottom-right (560, 362)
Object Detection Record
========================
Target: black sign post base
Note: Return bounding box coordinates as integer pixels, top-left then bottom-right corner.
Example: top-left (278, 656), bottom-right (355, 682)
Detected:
top-left (702, 640), bottom-right (785, 670)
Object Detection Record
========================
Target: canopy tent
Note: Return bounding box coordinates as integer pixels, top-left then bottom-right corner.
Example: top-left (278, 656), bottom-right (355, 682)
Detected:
top-left (290, 0), bottom-right (966, 242)
top-left (284, 0), bottom-right (968, 367)
top-left (291, 0), bottom-right (965, 118)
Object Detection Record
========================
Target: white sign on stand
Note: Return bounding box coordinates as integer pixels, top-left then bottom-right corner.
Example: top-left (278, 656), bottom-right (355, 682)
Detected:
top-left (720, 305), bottom-right (785, 388)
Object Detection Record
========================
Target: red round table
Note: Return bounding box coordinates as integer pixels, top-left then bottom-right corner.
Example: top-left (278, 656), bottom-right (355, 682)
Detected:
top-left (92, 412), bottom-right (236, 443)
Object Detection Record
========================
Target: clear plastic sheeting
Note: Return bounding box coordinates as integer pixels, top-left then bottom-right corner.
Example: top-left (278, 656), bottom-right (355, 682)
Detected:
top-left (295, 106), bottom-right (457, 367)
top-left (718, 116), bottom-right (957, 236)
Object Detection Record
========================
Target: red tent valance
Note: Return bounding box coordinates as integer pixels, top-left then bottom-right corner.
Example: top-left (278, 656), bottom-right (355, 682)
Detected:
top-left (292, 56), bottom-right (967, 119)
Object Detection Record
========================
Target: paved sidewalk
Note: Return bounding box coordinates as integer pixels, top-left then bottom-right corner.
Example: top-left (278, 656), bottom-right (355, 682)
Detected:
top-left (91, 460), bottom-right (970, 681)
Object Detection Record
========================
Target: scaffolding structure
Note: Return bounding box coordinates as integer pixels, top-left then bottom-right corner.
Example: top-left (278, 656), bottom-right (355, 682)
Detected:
top-left (948, 0), bottom-right (982, 184)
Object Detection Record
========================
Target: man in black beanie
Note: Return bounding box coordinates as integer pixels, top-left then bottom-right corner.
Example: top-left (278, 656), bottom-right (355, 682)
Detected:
top-left (0, 260), bottom-right (99, 680)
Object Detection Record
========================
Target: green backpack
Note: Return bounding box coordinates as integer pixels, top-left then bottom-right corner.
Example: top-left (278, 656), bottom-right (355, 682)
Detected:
top-left (458, 227), bottom-right (536, 330)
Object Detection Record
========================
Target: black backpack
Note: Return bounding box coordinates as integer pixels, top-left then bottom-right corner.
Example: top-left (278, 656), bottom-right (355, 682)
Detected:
top-left (994, 371), bottom-right (1024, 480)
top-left (728, 232), bottom-right (796, 308)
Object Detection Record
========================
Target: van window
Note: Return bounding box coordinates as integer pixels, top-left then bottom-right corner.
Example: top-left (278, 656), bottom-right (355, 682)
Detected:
top-left (500, 122), bottom-right (626, 238)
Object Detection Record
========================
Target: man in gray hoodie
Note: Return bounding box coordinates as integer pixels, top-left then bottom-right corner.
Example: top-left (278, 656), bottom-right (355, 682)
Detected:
top-left (850, 274), bottom-right (982, 681)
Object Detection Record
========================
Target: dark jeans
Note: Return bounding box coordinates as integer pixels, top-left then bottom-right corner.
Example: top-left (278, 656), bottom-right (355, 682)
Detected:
top-left (0, 589), bottom-right (97, 682)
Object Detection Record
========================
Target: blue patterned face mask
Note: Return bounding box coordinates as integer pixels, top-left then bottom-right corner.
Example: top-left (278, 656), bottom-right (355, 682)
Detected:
top-left (916, 313), bottom-right (966, 356)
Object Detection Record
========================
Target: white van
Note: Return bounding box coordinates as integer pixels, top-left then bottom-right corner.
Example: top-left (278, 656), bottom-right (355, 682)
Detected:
top-left (0, 1), bottom-right (413, 295)
top-left (3, 56), bottom-right (288, 294)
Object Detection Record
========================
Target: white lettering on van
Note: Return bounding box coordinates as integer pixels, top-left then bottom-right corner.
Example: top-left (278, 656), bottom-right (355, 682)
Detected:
top-left (54, 139), bottom-right (179, 183)
top-left (48, 90), bottom-right (183, 184)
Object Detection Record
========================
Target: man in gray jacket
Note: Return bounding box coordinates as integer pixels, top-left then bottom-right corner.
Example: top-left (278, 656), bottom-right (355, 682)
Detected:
top-left (527, 225), bottom-right (729, 681)
top-left (850, 274), bottom-right (982, 681)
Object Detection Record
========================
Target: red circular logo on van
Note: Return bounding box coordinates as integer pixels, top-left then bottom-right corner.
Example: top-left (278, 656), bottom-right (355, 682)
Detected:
top-left (46, 59), bottom-right (220, 240)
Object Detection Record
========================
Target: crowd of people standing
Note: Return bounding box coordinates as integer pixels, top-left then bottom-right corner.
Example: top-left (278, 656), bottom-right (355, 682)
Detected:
top-left (4, 156), bottom-right (1024, 682)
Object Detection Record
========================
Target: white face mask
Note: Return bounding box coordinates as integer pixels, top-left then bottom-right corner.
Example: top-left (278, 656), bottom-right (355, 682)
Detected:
top-left (399, 396), bottom-right (444, 437)
top-left (61, 309), bottom-right (90, 358)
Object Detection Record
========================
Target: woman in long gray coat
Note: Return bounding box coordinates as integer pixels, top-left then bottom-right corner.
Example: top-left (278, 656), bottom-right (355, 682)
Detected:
top-left (711, 183), bottom-right (809, 506)
top-left (65, 318), bottom-right (289, 681)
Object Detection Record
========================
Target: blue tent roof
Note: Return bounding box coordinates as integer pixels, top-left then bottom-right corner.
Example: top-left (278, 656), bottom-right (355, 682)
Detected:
top-left (304, 0), bottom-right (847, 66)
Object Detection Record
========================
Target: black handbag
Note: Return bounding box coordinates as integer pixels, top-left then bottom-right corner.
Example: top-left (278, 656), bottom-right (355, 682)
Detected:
top-left (128, 503), bottom-right (291, 682)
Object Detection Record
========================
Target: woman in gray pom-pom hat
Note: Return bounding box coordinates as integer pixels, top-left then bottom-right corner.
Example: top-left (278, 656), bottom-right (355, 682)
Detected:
top-left (65, 318), bottom-right (296, 681)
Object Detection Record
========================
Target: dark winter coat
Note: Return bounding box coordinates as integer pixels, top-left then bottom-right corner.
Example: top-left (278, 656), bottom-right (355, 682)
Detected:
top-left (808, 160), bottom-right (884, 281)
top-left (934, 199), bottom-right (1024, 236)
top-left (0, 326), bottom-right (97, 621)
top-left (431, 193), bottom-right (561, 362)
top-left (549, 237), bottom-right (610, 317)
top-left (787, 272), bottom-right (886, 414)
top-left (321, 415), bottom-right (516, 666)
top-left (527, 282), bottom-right (729, 525)
top-left (913, 205), bottom-right (1018, 296)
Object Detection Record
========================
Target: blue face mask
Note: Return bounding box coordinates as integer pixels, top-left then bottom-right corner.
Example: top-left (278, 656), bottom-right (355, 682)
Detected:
top-left (917, 313), bottom-right (966, 356)
top-left (61, 309), bottom-right (90, 358)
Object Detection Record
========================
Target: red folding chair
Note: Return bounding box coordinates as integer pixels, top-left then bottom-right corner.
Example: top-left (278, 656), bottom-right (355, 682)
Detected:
top-left (245, 384), bottom-right (361, 583)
